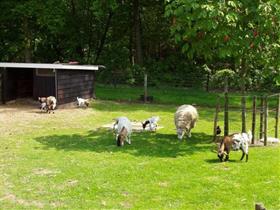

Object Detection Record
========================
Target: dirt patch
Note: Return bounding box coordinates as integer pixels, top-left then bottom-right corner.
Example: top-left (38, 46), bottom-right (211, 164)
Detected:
top-left (0, 193), bottom-right (44, 208)
top-left (102, 121), bottom-right (163, 132)
top-left (0, 100), bottom-right (94, 136)
top-left (32, 168), bottom-right (61, 176)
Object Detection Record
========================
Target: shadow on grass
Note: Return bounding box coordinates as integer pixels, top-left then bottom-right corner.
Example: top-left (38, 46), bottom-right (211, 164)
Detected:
top-left (35, 128), bottom-right (214, 158)
top-left (204, 158), bottom-right (240, 164)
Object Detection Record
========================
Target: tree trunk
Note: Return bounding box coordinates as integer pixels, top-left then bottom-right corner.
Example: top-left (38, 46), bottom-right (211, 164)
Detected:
top-left (133, 0), bottom-right (143, 65)
top-left (23, 17), bottom-right (32, 62)
top-left (133, 0), bottom-right (145, 102)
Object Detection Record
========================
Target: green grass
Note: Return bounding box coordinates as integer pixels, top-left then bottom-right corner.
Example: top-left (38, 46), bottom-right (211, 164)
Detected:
top-left (0, 99), bottom-right (279, 210)
top-left (95, 84), bottom-right (279, 108)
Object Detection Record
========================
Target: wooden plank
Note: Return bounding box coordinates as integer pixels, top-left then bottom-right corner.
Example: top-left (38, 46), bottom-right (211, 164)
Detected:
top-left (57, 88), bottom-right (92, 97)
top-left (275, 94), bottom-right (280, 139)
top-left (224, 92), bottom-right (229, 136)
top-left (241, 96), bottom-right (246, 132)
top-left (58, 73), bottom-right (94, 80)
top-left (57, 78), bottom-right (93, 86)
top-left (58, 90), bottom-right (92, 99)
top-left (259, 97), bottom-right (264, 139)
top-left (264, 96), bottom-right (268, 146)
top-left (2, 68), bottom-right (6, 104)
top-left (213, 96), bottom-right (220, 141)
top-left (57, 81), bottom-right (93, 90)
top-left (33, 76), bottom-right (55, 98)
top-left (251, 96), bottom-right (256, 144)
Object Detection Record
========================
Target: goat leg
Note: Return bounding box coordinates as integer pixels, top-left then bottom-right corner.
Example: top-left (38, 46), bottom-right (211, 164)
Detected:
top-left (240, 152), bottom-right (245, 161)
top-left (225, 154), bottom-right (229, 161)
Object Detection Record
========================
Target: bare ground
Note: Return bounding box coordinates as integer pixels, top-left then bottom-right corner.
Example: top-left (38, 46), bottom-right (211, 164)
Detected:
top-left (0, 99), bottom-right (94, 136)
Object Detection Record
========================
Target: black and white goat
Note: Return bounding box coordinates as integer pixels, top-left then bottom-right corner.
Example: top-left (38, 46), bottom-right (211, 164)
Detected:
top-left (218, 131), bottom-right (252, 162)
top-left (142, 116), bottom-right (159, 131)
top-left (113, 117), bottom-right (132, 146)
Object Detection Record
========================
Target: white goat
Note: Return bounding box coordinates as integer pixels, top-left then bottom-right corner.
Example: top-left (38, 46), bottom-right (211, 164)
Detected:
top-left (113, 117), bottom-right (132, 146)
top-left (174, 105), bottom-right (198, 140)
top-left (77, 97), bottom-right (90, 107)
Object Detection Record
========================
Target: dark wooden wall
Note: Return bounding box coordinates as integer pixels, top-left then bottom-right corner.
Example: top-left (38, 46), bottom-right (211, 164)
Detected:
top-left (57, 70), bottom-right (94, 104)
top-left (0, 69), bottom-right (2, 103)
top-left (33, 73), bottom-right (55, 99)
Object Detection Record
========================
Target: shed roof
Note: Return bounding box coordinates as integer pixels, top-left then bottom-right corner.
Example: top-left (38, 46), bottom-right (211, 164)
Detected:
top-left (0, 62), bottom-right (103, 71)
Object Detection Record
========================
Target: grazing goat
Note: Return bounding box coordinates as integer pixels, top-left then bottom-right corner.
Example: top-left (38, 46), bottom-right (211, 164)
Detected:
top-left (77, 97), bottom-right (90, 107)
top-left (218, 131), bottom-right (252, 162)
top-left (38, 96), bottom-right (57, 113)
top-left (174, 105), bottom-right (198, 140)
top-left (142, 116), bottom-right (160, 131)
top-left (113, 117), bottom-right (132, 146)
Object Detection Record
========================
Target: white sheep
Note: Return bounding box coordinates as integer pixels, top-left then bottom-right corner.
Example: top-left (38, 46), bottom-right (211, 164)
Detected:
top-left (174, 105), bottom-right (198, 140)
top-left (113, 117), bottom-right (132, 146)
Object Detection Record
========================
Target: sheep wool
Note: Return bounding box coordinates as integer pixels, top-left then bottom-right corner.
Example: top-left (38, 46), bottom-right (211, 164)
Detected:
top-left (174, 105), bottom-right (198, 140)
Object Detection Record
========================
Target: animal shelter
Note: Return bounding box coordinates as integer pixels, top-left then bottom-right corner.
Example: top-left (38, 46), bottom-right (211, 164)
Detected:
top-left (0, 62), bottom-right (103, 104)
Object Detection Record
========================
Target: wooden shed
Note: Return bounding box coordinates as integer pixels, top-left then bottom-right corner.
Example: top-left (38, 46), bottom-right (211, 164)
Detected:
top-left (0, 62), bottom-right (102, 104)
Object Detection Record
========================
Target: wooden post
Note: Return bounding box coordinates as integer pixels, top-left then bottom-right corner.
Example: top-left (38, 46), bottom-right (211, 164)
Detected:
top-left (224, 92), bottom-right (229, 136)
top-left (275, 94), bottom-right (280, 139)
top-left (264, 96), bottom-right (268, 146)
top-left (144, 73), bottom-right (147, 103)
top-left (259, 96), bottom-right (264, 139)
top-left (252, 96), bottom-right (256, 144)
top-left (213, 96), bottom-right (220, 141)
top-left (255, 203), bottom-right (266, 210)
top-left (241, 96), bottom-right (246, 133)
top-left (1, 68), bottom-right (6, 104)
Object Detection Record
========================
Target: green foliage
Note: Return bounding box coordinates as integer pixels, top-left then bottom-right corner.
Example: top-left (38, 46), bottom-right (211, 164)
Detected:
top-left (165, 0), bottom-right (280, 90)
top-left (0, 0), bottom-right (279, 91)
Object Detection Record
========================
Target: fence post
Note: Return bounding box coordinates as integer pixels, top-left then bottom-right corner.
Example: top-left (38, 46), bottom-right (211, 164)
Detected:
top-left (144, 73), bottom-right (148, 103)
top-left (259, 96), bottom-right (264, 139)
top-left (255, 203), bottom-right (266, 210)
top-left (224, 92), bottom-right (229, 136)
top-left (275, 94), bottom-right (280, 139)
top-left (241, 96), bottom-right (246, 133)
top-left (264, 96), bottom-right (268, 146)
top-left (252, 96), bottom-right (256, 144)
top-left (213, 96), bottom-right (220, 141)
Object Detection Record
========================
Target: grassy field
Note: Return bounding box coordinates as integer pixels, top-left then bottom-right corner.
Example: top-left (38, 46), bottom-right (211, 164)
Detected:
top-left (95, 84), bottom-right (279, 108)
top-left (0, 87), bottom-right (279, 209)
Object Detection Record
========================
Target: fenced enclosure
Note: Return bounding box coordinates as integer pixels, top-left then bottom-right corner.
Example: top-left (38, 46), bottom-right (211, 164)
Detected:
top-left (213, 93), bottom-right (280, 145)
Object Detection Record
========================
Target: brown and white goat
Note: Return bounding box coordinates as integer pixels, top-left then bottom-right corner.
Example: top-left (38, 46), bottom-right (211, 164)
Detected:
top-left (114, 117), bottom-right (132, 147)
top-left (38, 96), bottom-right (57, 113)
top-left (218, 131), bottom-right (251, 162)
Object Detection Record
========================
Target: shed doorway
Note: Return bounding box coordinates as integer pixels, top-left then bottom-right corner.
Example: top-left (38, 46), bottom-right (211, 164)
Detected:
top-left (6, 68), bottom-right (34, 101)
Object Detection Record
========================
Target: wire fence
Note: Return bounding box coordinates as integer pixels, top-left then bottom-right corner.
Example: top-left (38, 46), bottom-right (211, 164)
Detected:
top-left (213, 93), bottom-right (280, 146)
